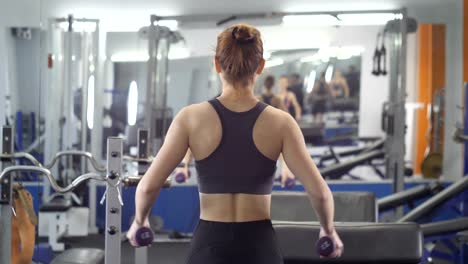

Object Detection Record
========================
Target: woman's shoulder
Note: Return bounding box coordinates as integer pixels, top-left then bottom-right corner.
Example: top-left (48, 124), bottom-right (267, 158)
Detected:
top-left (180, 102), bottom-right (215, 119)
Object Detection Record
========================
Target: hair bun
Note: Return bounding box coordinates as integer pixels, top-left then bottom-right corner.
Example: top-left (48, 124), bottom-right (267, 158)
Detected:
top-left (232, 26), bottom-right (255, 44)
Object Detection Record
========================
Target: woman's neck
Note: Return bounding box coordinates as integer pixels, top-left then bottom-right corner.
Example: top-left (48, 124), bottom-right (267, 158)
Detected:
top-left (219, 83), bottom-right (256, 102)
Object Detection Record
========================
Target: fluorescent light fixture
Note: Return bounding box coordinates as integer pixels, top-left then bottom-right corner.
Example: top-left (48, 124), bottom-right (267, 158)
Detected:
top-left (337, 13), bottom-right (401, 26)
top-left (153, 20), bottom-right (179, 31)
top-left (111, 52), bottom-right (149, 62)
top-left (86, 75), bottom-right (95, 129)
top-left (300, 53), bottom-right (321, 63)
top-left (58, 21), bottom-right (97, 32)
top-left (265, 58), bottom-right (284, 68)
top-left (71, 55), bottom-right (76, 61)
top-left (89, 64), bottom-right (95, 73)
top-left (306, 70), bottom-right (317, 93)
top-left (283, 15), bottom-right (338, 26)
top-left (127, 81), bottom-right (138, 126)
top-left (325, 65), bottom-right (334, 82)
top-left (283, 13), bottom-right (402, 27)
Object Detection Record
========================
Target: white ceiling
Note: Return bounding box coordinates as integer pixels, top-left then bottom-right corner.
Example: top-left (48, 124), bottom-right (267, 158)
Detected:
top-left (1, 0), bottom-right (460, 29)
top-left (35, 0), bottom-right (460, 32)
top-left (41, 0), bottom-right (458, 19)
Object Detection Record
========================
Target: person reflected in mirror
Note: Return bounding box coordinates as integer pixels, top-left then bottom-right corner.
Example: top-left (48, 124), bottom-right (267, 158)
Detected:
top-left (345, 65), bottom-right (360, 100)
top-left (258, 75), bottom-right (284, 110)
top-left (329, 70), bottom-right (350, 99)
top-left (288, 73), bottom-right (305, 110)
top-left (277, 76), bottom-right (302, 121)
top-left (308, 72), bottom-right (333, 123)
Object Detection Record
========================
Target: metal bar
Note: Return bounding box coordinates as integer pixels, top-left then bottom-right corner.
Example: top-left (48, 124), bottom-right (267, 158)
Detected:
top-left (0, 126), bottom-right (14, 264)
top-left (105, 137), bottom-right (123, 264)
top-left (0, 166), bottom-right (104, 193)
top-left (320, 150), bottom-right (385, 179)
top-left (398, 177), bottom-right (468, 222)
top-left (145, 21), bottom-right (158, 152)
top-left (464, 83), bottom-right (468, 174)
top-left (0, 152), bottom-right (42, 167)
top-left (153, 9), bottom-right (403, 22)
top-left (80, 30), bottom-right (91, 175)
top-left (135, 129), bottom-right (149, 264)
top-left (384, 8), bottom-right (408, 217)
top-left (45, 150), bottom-right (106, 171)
top-left (395, 7), bottom-right (408, 193)
top-left (378, 182), bottom-right (443, 211)
top-left (89, 21), bottom-right (101, 234)
top-left (1, 126), bottom-right (14, 156)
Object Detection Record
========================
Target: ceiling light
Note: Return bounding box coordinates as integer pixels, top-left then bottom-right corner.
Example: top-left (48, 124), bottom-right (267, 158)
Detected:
top-left (127, 81), bottom-right (138, 126)
top-left (86, 75), bottom-right (95, 129)
top-left (337, 13), bottom-right (401, 26)
top-left (306, 70), bottom-right (317, 93)
top-left (110, 52), bottom-right (149, 62)
top-left (282, 15), bottom-right (339, 26)
top-left (325, 65), bottom-right (334, 82)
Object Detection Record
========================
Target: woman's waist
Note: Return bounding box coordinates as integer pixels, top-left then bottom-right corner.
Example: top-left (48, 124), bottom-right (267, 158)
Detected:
top-left (199, 193), bottom-right (271, 222)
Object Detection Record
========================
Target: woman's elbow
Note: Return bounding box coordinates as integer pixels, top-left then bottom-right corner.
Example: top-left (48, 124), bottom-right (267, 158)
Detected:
top-left (309, 186), bottom-right (332, 203)
top-left (137, 182), bottom-right (158, 196)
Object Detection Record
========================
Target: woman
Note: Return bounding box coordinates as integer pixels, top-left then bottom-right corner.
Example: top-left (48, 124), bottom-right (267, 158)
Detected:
top-left (277, 76), bottom-right (302, 121)
top-left (330, 70), bottom-right (350, 99)
top-left (309, 72), bottom-right (333, 123)
top-left (127, 24), bottom-right (343, 263)
top-left (258, 75), bottom-right (283, 109)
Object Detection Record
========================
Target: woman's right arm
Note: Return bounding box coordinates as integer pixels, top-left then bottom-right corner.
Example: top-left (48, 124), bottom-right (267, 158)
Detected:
top-left (280, 113), bottom-right (335, 232)
top-left (282, 115), bottom-right (335, 233)
top-left (282, 115), bottom-right (343, 257)
top-left (280, 113), bottom-right (343, 257)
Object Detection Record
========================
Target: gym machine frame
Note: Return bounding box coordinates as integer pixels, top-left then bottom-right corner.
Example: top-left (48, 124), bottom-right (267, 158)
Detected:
top-left (0, 128), bottom-right (145, 264)
top-left (45, 14), bottom-right (101, 233)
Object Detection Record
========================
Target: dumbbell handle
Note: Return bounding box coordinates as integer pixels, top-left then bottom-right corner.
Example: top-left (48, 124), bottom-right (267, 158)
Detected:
top-left (316, 236), bottom-right (335, 257)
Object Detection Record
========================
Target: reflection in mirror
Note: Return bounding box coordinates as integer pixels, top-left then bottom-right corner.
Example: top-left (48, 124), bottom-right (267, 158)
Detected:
top-left (0, 12), bottom-right (43, 264)
top-left (43, 16), bottom-right (99, 177)
top-left (257, 48), bottom-right (362, 146)
top-left (2, 27), bottom-right (43, 155)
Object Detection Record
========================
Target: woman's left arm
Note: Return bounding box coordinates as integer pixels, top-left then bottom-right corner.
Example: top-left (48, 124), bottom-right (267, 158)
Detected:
top-left (128, 108), bottom-right (190, 245)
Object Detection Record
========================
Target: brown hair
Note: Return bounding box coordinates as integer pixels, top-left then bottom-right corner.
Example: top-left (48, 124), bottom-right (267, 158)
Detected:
top-left (215, 24), bottom-right (264, 87)
top-left (264, 75), bottom-right (275, 90)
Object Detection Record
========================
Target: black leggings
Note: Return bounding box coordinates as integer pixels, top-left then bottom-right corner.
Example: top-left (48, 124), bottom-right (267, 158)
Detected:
top-left (186, 219), bottom-right (283, 264)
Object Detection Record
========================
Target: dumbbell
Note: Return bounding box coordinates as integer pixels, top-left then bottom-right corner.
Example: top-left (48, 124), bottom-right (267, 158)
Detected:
top-left (275, 176), bottom-right (296, 189)
top-left (175, 170), bottom-right (191, 184)
top-left (135, 227), bottom-right (154, 247)
top-left (316, 236), bottom-right (335, 257)
top-left (284, 177), bottom-right (296, 189)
